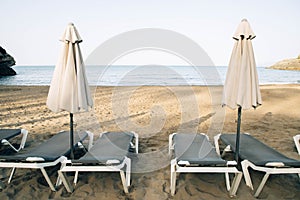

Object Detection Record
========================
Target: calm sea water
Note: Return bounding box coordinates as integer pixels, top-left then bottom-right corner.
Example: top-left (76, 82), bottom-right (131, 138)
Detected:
top-left (0, 65), bottom-right (299, 86)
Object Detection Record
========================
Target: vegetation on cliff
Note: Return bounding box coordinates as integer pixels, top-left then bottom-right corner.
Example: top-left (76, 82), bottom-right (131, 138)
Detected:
top-left (268, 55), bottom-right (300, 71)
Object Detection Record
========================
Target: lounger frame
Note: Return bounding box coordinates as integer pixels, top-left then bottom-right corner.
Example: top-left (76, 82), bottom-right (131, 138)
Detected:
top-left (58, 131), bottom-right (139, 194)
top-left (241, 159), bottom-right (300, 197)
top-left (1, 129), bottom-right (28, 152)
top-left (214, 133), bottom-right (300, 197)
top-left (293, 134), bottom-right (300, 155)
top-left (169, 133), bottom-right (243, 197)
top-left (1, 156), bottom-right (66, 191)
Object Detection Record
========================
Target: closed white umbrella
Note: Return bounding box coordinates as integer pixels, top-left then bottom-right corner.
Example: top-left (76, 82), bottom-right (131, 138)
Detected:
top-left (222, 19), bottom-right (262, 161)
top-left (47, 23), bottom-right (93, 158)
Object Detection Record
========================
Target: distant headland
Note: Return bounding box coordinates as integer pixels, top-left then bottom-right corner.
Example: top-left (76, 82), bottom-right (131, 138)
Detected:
top-left (0, 46), bottom-right (16, 76)
top-left (268, 55), bottom-right (300, 71)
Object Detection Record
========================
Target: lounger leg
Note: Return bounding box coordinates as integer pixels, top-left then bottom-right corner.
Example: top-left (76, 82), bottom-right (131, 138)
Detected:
top-left (170, 159), bottom-right (177, 196)
top-left (56, 162), bottom-right (67, 187)
top-left (56, 174), bottom-right (62, 187)
top-left (40, 168), bottom-right (56, 191)
top-left (225, 172), bottom-right (230, 191)
top-left (125, 157), bottom-right (131, 187)
top-left (8, 167), bottom-right (16, 183)
top-left (120, 170), bottom-right (129, 193)
top-left (229, 172), bottom-right (243, 197)
top-left (254, 173), bottom-right (270, 198)
top-left (58, 171), bottom-right (74, 193)
top-left (241, 160), bottom-right (254, 190)
top-left (74, 171), bottom-right (79, 185)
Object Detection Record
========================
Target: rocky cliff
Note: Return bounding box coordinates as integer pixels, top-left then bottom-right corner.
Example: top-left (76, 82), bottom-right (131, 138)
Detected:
top-left (0, 46), bottom-right (16, 76)
top-left (268, 55), bottom-right (300, 71)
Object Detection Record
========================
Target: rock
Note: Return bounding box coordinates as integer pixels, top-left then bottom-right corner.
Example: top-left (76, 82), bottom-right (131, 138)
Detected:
top-left (0, 46), bottom-right (16, 76)
top-left (268, 55), bottom-right (300, 71)
top-left (0, 67), bottom-right (16, 76)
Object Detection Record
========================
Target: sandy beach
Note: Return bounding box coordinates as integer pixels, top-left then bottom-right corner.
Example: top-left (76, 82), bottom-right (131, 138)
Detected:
top-left (0, 84), bottom-right (299, 199)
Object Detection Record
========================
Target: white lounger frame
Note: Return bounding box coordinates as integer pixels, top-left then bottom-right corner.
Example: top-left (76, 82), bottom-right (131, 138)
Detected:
top-left (57, 131), bottom-right (139, 194)
top-left (241, 159), bottom-right (300, 197)
top-left (169, 133), bottom-right (243, 197)
top-left (0, 131), bottom-right (93, 191)
top-left (214, 133), bottom-right (300, 198)
top-left (293, 134), bottom-right (300, 155)
top-left (1, 129), bottom-right (28, 152)
top-left (1, 156), bottom-right (66, 191)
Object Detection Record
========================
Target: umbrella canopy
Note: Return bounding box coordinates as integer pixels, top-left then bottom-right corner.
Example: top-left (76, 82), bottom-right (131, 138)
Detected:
top-left (222, 19), bottom-right (261, 109)
top-left (222, 19), bottom-right (262, 161)
top-left (47, 23), bottom-right (93, 113)
top-left (47, 23), bottom-right (93, 158)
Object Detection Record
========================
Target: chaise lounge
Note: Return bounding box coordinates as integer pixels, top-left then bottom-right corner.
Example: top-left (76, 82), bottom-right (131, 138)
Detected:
top-left (169, 133), bottom-right (242, 197)
top-left (58, 131), bottom-right (139, 194)
top-left (0, 130), bottom-right (92, 191)
top-left (215, 133), bottom-right (300, 197)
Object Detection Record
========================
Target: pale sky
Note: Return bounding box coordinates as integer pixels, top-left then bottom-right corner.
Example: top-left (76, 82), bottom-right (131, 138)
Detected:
top-left (1, 0), bottom-right (300, 66)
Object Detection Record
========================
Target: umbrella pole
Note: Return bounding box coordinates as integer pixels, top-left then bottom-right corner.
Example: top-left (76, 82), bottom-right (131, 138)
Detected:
top-left (70, 113), bottom-right (74, 159)
top-left (235, 106), bottom-right (242, 162)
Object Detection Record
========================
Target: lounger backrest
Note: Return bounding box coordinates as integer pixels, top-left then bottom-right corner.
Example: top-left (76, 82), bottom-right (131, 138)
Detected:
top-left (174, 133), bottom-right (226, 165)
top-left (77, 132), bottom-right (134, 163)
top-left (0, 129), bottom-right (21, 141)
top-left (220, 134), bottom-right (300, 167)
top-left (0, 131), bottom-right (88, 162)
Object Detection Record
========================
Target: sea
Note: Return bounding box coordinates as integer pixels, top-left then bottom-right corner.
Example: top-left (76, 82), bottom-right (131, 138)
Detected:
top-left (0, 65), bottom-right (300, 86)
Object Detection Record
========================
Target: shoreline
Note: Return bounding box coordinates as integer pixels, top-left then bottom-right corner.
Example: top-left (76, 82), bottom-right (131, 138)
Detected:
top-left (1, 83), bottom-right (300, 88)
top-left (0, 84), bottom-right (299, 199)
top-left (3, 65), bottom-right (300, 87)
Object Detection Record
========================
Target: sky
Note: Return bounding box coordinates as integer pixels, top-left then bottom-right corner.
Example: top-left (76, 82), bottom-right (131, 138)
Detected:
top-left (1, 0), bottom-right (300, 67)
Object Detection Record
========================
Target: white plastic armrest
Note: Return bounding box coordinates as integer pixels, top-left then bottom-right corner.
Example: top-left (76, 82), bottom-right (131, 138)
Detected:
top-left (178, 160), bottom-right (190, 166)
top-left (106, 159), bottom-right (121, 165)
top-left (26, 157), bottom-right (45, 162)
top-left (227, 161), bottom-right (238, 166)
top-left (1, 139), bottom-right (9, 145)
top-left (265, 162), bottom-right (285, 167)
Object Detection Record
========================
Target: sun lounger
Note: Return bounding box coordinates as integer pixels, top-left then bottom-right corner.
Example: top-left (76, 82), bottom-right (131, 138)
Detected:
top-left (293, 134), bottom-right (300, 155)
top-left (169, 133), bottom-right (242, 197)
top-left (215, 133), bottom-right (300, 197)
top-left (58, 131), bottom-right (138, 194)
top-left (0, 129), bottom-right (28, 152)
top-left (0, 130), bottom-right (93, 191)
